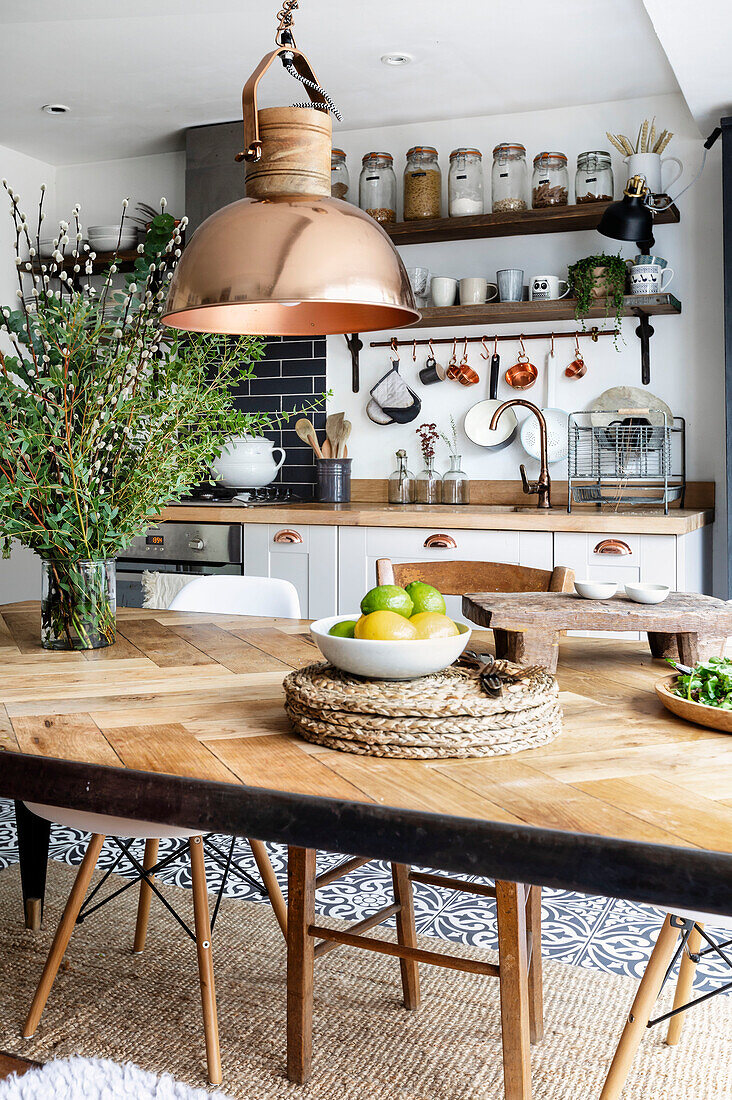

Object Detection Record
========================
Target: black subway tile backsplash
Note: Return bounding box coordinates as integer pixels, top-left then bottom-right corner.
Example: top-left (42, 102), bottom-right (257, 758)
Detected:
top-left (231, 336), bottom-right (327, 500)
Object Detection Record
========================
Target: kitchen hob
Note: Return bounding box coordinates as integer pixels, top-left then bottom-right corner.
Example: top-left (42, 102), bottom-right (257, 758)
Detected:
top-left (173, 485), bottom-right (303, 507)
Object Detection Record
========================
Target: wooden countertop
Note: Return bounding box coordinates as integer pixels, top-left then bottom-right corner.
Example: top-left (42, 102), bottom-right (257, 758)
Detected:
top-left (160, 501), bottom-right (713, 535)
top-left (1, 603), bottom-right (731, 914)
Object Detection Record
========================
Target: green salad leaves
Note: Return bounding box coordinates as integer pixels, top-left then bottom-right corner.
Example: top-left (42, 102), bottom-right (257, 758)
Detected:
top-left (671, 656), bottom-right (732, 708)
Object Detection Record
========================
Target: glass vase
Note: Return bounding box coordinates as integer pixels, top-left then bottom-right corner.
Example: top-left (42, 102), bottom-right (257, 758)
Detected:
top-left (442, 455), bottom-right (470, 504)
top-left (41, 559), bottom-right (116, 651)
top-left (388, 450), bottom-right (415, 504)
top-left (415, 457), bottom-right (441, 504)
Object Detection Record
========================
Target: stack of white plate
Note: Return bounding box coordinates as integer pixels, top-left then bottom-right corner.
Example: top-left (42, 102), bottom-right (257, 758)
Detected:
top-left (88, 224), bottom-right (138, 252)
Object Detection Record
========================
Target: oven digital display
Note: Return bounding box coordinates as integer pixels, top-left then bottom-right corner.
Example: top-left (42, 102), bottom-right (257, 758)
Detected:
top-left (146, 534), bottom-right (164, 546)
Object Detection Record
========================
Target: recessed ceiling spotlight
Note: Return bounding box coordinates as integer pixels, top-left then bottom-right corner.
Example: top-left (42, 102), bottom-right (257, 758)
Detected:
top-left (380, 52), bottom-right (413, 66)
top-left (41, 103), bottom-right (70, 115)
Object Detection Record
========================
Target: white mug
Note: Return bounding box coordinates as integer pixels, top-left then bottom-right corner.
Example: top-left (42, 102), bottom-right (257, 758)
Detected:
top-left (459, 277), bottom-right (498, 306)
top-left (529, 275), bottom-right (570, 301)
top-left (624, 152), bottom-right (683, 196)
top-left (430, 276), bottom-right (457, 307)
top-left (628, 262), bottom-right (674, 294)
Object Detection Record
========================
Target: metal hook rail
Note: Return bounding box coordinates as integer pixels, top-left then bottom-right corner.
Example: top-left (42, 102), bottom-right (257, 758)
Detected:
top-left (370, 326), bottom-right (616, 350)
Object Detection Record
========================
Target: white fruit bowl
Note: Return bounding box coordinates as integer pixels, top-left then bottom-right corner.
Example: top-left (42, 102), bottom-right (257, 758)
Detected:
top-left (310, 614), bottom-right (471, 681)
top-left (574, 580), bottom-right (618, 600)
top-left (624, 582), bottom-right (670, 605)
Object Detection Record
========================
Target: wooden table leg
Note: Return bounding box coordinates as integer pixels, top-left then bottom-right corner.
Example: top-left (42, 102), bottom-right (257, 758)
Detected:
top-left (647, 631), bottom-right (679, 660)
top-left (189, 835), bottom-right (222, 1086)
top-left (496, 880), bottom-right (532, 1099)
top-left (15, 801), bottom-right (51, 931)
top-left (526, 886), bottom-right (543, 1045)
top-left (676, 633), bottom-right (700, 666)
top-left (133, 838), bottom-right (159, 955)
top-left (287, 846), bottom-right (316, 1085)
top-left (391, 863), bottom-right (420, 1011)
top-left (494, 629), bottom-right (560, 673)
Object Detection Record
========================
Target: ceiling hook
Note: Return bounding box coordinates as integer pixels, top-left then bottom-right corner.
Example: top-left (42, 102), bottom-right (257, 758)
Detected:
top-left (428, 338), bottom-right (435, 359)
top-left (390, 336), bottom-right (400, 361)
top-left (412, 338), bottom-right (417, 362)
top-left (550, 331), bottom-right (555, 355)
top-left (493, 334), bottom-right (498, 357)
top-left (480, 336), bottom-right (491, 360)
top-left (462, 336), bottom-right (469, 364)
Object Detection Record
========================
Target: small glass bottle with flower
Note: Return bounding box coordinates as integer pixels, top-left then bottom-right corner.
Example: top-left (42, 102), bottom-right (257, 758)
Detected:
top-left (415, 423), bottom-right (442, 504)
top-left (440, 416), bottom-right (470, 504)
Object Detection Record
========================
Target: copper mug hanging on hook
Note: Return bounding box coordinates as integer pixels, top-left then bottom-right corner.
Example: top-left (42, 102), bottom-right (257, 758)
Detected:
top-left (446, 338), bottom-right (461, 381)
top-left (565, 335), bottom-right (587, 378)
top-left (456, 337), bottom-right (479, 386)
top-left (505, 336), bottom-right (538, 389)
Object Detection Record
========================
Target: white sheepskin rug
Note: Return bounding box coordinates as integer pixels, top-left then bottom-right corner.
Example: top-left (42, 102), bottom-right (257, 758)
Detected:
top-left (0, 1057), bottom-right (233, 1099)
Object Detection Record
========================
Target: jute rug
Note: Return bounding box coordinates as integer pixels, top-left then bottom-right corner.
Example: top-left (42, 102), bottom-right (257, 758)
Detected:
top-left (0, 862), bottom-right (729, 1099)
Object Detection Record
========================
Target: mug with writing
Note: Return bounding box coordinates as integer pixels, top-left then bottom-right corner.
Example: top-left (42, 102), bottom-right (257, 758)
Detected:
top-left (529, 275), bottom-right (570, 301)
top-left (627, 258), bottom-right (674, 294)
top-left (459, 277), bottom-right (499, 306)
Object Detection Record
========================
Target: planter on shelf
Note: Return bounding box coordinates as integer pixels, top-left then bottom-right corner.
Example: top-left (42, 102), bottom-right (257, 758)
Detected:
top-left (41, 559), bottom-right (116, 651)
top-left (567, 252), bottom-right (628, 341)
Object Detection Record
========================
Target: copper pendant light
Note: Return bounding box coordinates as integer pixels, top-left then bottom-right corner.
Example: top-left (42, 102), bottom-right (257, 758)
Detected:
top-left (163, 4), bottom-right (419, 336)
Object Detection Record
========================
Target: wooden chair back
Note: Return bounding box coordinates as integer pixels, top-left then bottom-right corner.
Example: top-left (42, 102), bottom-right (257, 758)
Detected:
top-left (375, 558), bottom-right (574, 595)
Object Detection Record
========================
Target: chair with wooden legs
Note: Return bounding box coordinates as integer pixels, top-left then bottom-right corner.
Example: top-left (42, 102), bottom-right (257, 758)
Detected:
top-left (600, 906), bottom-right (732, 1099)
top-left (286, 558), bottom-right (572, 1096)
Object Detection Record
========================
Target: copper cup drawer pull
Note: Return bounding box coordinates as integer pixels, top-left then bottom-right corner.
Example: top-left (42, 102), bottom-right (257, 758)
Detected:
top-left (273, 529), bottom-right (303, 545)
top-left (424, 533), bottom-right (457, 549)
top-left (593, 538), bottom-right (631, 556)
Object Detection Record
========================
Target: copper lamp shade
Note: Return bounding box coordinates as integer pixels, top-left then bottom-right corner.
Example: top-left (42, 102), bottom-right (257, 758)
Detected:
top-left (162, 194), bottom-right (419, 336)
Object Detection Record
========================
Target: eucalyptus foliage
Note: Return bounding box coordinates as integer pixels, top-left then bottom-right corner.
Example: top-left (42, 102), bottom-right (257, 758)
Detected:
top-left (0, 187), bottom-right (317, 562)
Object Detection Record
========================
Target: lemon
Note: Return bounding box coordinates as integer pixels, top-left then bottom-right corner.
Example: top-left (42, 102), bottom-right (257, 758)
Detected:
top-left (409, 611), bottom-right (460, 639)
top-left (405, 581), bottom-right (446, 615)
top-left (360, 584), bottom-right (413, 619)
top-left (328, 620), bottom-right (357, 638)
top-left (354, 611), bottom-right (418, 641)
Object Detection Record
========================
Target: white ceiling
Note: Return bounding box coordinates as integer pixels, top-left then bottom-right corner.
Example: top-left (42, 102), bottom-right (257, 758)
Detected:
top-left (0, 0), bottom-right (682, 166)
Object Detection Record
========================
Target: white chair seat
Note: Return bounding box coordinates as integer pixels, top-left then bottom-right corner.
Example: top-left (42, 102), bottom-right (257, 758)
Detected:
top-left (24, 802), bottom-right (199, 840)
top-left (168, 574), bottom-right (301, 618)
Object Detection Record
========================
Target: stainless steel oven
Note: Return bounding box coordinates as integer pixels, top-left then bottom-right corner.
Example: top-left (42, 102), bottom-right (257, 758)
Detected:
top-left (115, 522), bottom-right (243, 608)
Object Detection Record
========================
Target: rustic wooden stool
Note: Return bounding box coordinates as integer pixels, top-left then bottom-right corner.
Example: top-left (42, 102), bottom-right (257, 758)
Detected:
top-left (462, 591), bottom-right (732, 673)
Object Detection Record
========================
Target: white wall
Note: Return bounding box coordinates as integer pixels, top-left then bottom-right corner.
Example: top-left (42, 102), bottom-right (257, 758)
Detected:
top-left (54, 151), bottom-right (185, 229)
top-left (0, 143), bottom-right (57, 603)
top-left (326, 91), bottom-right (727, 594)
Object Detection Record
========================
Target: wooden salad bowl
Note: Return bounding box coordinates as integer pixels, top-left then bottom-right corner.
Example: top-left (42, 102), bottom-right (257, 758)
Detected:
top-left (655, 674), bottom-right (732, 733)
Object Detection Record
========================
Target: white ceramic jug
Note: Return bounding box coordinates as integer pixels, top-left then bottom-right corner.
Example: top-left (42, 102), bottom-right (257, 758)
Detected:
top-left (623, 152), bottom-right (682, 196)
top-left (212, 435), bottom-right (286, 488)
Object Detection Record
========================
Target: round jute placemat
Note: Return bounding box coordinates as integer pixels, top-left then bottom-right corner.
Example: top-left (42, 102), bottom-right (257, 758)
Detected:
top-left (283, 662), bottom-right (562, 759)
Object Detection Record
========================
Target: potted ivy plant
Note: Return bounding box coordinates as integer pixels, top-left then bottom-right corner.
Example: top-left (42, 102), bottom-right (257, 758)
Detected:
top-left (567, 252), bottom-right (628, 338)
top-left (0, 186), bottom-right (320, 650)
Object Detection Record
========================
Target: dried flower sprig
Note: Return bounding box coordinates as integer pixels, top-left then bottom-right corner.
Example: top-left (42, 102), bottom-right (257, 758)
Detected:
top-left (606, 118), bottom-right (673, 159)
top-left (416, 422), bottom-right (439, 463)
top-left (439, 415), bottom-right (459, 458)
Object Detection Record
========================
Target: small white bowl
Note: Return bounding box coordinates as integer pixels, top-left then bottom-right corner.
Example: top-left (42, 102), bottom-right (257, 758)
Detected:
top-left (574, 580), bottom-right (618, 600)
top-left (624, 583), bottom-right (670, 605)
top-left (310, 614), bottom-right (470, 681)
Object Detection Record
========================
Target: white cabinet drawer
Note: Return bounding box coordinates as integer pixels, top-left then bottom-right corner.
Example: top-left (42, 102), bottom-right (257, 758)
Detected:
top-left (244, 523), bottom-right (337, 619)
top-left (555, 532), bottom-right (678, 638)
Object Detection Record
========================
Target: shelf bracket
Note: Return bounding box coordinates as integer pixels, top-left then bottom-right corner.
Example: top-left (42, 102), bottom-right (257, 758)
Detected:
top-left (634, 309), bottom-right (655, 386)
top-left (344, 333), bottom-right (363, 393)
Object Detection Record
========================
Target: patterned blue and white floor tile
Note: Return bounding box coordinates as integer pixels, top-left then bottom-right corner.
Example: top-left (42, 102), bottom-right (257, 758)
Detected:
top-left (0, 799), bottom-right (728, 995)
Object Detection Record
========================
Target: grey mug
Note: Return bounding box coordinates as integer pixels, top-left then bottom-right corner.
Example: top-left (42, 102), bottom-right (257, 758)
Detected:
top-left (497, 268), bottom-right (524, 302)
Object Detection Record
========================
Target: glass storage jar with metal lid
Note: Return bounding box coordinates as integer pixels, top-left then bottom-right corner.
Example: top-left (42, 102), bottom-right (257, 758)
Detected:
top-left (491, 143), bottom-right (528, 212)
top-left (448, 148), bottom-right (484, 216)
top-left (532, 151), bottom-right (569, 207)
top-left (331, 148), bottom-right (350, 201)
top-left (359, 152), bottom-right (396, 224)
top-left (575, 150), bottom-right (614, 204)
top-left (403, 146), bottom-right (442, 221)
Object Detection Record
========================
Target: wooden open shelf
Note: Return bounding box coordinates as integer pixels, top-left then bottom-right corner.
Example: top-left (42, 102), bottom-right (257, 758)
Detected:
top-left (410, 293), bottom-right (681, 330)
top-left (384, 198), bottom-right (680, 246)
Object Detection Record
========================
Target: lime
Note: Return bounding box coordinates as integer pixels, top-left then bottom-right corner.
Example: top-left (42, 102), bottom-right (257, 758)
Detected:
top-left (409, 611), bottom-right (459, 639)
top-left (328, 620), bottom-right (357, 638)
top-left (405, 581), bottom-right (446, 615)
top-left (360, 584), bottom-right (413, 619)
top-left (354, 610), bottom-right (418, 641)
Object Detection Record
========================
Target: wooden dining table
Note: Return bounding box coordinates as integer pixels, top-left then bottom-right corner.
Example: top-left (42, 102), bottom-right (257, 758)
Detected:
top-left (1, 600), bottom-right (731, 1097)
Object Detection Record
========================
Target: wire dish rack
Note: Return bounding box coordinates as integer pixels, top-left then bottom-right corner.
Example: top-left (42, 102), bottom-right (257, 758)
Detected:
top-left (567, 411), bottom-right (685, 513)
